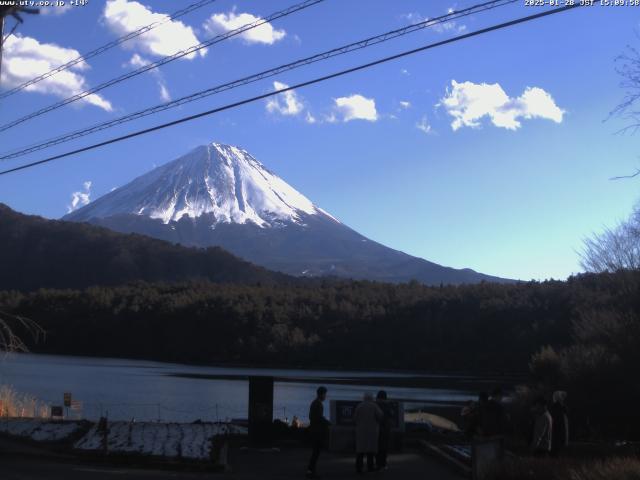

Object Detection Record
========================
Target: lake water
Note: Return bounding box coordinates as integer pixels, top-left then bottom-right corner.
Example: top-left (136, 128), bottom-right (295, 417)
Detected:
top-left (0, 353), bottom-right (482, 423)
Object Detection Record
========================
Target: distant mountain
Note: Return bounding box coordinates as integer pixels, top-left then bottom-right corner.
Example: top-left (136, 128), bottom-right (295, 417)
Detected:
top-left (65, 142), bottom-right (511, 285)
top-left (0, 204), bottom-right (287, 291)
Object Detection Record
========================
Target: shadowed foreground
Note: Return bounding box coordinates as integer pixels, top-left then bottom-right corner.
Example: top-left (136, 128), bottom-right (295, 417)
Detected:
top-left (228, 446), bottom-right (464, 479)
top-left (0, 435), bottom-right (463, 480)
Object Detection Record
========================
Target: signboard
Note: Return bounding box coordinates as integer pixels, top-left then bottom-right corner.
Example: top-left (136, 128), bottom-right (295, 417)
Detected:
top-left (63, 393), bottom-right (72, 407)
top-left (70, 400), bottom-right (83, 411)
top-left (51, 406), bottom-right (64, 418)
top-left (332, 400), bottom-right (359, 426)
top-left (330, 400), bottom-right (404, 430)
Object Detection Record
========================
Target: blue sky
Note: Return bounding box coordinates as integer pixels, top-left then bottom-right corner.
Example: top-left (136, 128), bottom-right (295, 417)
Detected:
top-left (0, 0), bottom-right (638, 281)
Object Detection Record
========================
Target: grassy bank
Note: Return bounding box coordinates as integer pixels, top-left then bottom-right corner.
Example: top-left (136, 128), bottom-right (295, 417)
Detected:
top-left (0, 385), bottom-right (47, 418)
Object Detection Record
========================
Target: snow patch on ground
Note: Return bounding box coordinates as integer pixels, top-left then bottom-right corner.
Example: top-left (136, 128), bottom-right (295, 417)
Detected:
top-left (74, 421), bottom-right (246, 460)
top-left (0, 418), bottom-right (83, 442)
top-left (0, 418), bottom-right (247, 461)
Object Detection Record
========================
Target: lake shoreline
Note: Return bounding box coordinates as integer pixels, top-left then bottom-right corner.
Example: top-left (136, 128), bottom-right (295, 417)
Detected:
top-left (22, 350), bottom-right (528, 383)
top-left (166, 372), bottom-right (519, 394)
top-left (0, 352), bottom-right (513, 424)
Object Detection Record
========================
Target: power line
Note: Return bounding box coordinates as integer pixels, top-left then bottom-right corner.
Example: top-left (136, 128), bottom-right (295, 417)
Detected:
top-left (2, 19), bottom-right (19, 43)
top-left (0, 4), bottom-right (584, 177)
top-left (0, 0), bottom-right (326, 133)
top-left (0, 0), bottom-right (219, 100)
top-left (0, 0), bottom-right (518, 161)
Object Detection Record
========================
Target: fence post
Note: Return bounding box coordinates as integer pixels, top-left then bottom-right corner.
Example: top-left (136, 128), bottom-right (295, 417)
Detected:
top-left (98, 415), bottom-right (109, 456)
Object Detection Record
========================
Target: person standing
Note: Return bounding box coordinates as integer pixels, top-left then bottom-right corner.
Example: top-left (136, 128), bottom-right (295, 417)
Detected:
top-left (354, 392), bottom-right (383, 474)
top-left (530, 397), bottom-right (553, 456)
top-left (475, 392), bottom-right (489, 436)
top-left (550, 391), bottom-right (569, 456)
top-left (306, 386), bottom-right (330, 479)
top-left (482, 388), bottom-right (508, 436)
top-left (375, 390), bottom-right (392, 471)
top-left (461, 400), bottom-right (478, 437)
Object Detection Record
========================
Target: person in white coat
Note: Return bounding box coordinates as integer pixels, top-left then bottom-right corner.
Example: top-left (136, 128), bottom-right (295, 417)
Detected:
top-left (354, 392), bottom-right (383, 473)
top-left (531, 397), bottom-right (553, 456)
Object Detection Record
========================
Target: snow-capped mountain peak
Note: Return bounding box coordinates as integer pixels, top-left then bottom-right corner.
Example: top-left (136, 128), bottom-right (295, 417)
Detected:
top-left (65, 142), bottom-right (338, 227)
top-left (63, 141), bottom-right (511, 285)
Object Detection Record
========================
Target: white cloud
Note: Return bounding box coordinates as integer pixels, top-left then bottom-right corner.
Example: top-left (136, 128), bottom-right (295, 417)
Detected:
top-left (333, 94), bottom-right (378, 122)
top-left (261, 93), bottom-right (380, 125)
top-left (204, 10), bottom-right (286, 45)
top-left (266, 81), bottom-right (303, 116)
top-left (67, 181), bottom-right (92, 213)
top-left (399, 101), bottom-right (411, 109)
top-left (323, 112), bottom-right (338, 123)
top-left (1, 35), bottom-right (112, 111)
top-left (127, 53), bottom-right (171, 101)
top-left (400, 69), bottom-right (410, 76)
top-left (402, 12), bottom-right (425, 23)
top-left (127, 53), bottom-right (146, 69)
top-left (401, 9), bottom-right (467, 34)
top-left (435, 7), bottom-right (467, 34)
top-left (158, 82), bottom-right (171, 102)
top-left (416, 115), bottom-right (433, 134)
top-left (40, 3), bottom-right (73, 15)
top-left (440, 80), bottom-right (565, 131)
top-left (434, 20), bottom-right (466, 34)
top-left (103, 0), bottom-right (204, 59)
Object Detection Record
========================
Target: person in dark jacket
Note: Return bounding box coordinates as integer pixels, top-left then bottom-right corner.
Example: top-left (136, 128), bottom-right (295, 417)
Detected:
top-left (461, 400), bottom-right (478, 437)
top-left (550, 391), bottom-right (569, 456)
top-left (306, 386), bottom-right (330, 479)
top-left (480, 388), bottom-right (507, 436)
top-left (375, 390), bottom-right (392, 470)
top-left (474, 392), bottom-right (489, 436)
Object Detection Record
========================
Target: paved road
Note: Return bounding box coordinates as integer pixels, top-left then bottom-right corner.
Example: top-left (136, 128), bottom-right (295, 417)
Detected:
top-left (1, 449), bottom-right (463, 480)
top-left (0, 456), bottom-right (212, 479)
top-left (228, 446), bottom-right (464, 480)
top-left (1, 433), bottom-right (464, 480)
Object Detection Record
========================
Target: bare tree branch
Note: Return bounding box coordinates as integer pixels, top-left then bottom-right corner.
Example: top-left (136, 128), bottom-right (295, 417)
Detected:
top-left (0, 310), bottom-right (44, 354)
top-left (580, 205), bottom-right (640, 272)
top-left (610, 168), bottom-right (640, 180)
top-left (610, 37), bottom-right (640, 125)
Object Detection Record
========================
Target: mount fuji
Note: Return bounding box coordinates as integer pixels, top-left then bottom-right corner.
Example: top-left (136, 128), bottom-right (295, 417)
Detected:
top-left (64, 142), bottom-right (509, 284)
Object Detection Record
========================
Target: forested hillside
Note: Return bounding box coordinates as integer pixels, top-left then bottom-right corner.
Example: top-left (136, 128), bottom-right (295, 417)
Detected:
top-left (3, 272), bottom-right (636, 375)
top-left (0, 204), bottom-right (288, 290)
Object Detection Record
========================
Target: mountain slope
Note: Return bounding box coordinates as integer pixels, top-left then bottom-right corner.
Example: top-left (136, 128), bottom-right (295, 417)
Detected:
top-left (0, 204), bottom-right (288, 291)
top-left (65, 142), bottom-right (511, 285)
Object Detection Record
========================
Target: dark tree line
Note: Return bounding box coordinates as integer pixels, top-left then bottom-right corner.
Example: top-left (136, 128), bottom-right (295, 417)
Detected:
top-left (528, 270), bottom-right (640, 438)
top-left (2, 271), bottom-right (636, 376)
